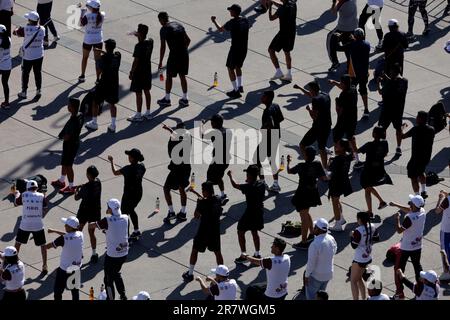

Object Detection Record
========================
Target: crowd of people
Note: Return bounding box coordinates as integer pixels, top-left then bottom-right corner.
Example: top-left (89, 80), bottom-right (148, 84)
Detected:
top-left (0, 0), bottom-right (449, 301)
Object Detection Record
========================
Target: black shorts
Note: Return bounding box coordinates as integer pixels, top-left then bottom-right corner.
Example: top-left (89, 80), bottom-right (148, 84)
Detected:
top-left (226, 49), bottom-right (247, 69)
top-left (193, 233), bottom-right (221, 253)
top-left (207, 163), bottom-right (229, 185)
top-left (77, 210), bottom-right (101, 225)
top-left (269, 32), bottom-right (295, 52)
top-left (407, 158), bottom-right (429, 178)
top-left (61, 143), bottom-right (79, 166)
top-left (130, 72), bottom-right (152, 92)
top-left (16, 228), bottom-right (46, 246)
top-left (164, 165), bottom-right (191, 190)
top-left (352, 260), bottom-right (372, 268)
top-left (83, 42), bottom-right (103, 51)
top-left (301, 125), bottom-right (330, 150)
top-left (237, 210), bottom-right (264, 232)
top-left (353, 76), bottom-right (368, 96)
top-left (333, 119), bottom-right (356, 143)
top-left (94, 83), bottom-right (119, 104)
top-left (378, 107), bottom-right (404, 130)
top-left (167, 51), bottom-right (189, 77)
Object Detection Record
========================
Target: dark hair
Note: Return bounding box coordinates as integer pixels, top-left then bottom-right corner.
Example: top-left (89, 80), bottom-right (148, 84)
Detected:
top-left (316, 290), bottom-right (329, 300)
top-left (391, 63), bottom-right (401, 75)
top-left (104, 39), bottom-right (116, 52)
top-left (357, 211), bottom-right (372, 247)
top-left (263, 90), bottom-right (275, 104)
top-left (158, 12), bottom-right (169, 22)
top-left (273, 237), bottom-right (287, 252)
top-left (0, 31), bottom-right (10, 50)
top-left (92, 8), bottom-right (103, 26)
top-left (417, 111), bottom-right (428, 121)
top-left (86, 165), bottom-right (99, 178)
top-left (304, 146), bottom-right (316, 162)
top-left (202, 181), bottom-right (214, 195)
top-left (69, 97), bottom-right (80, 113)
top-left (373, 126), bottom-right (386, 140)
top-left (137, 24), bottom-right (149, 37)
top-left (4, 255), bottom-right (19, 265)
top-left (337, 138), bottom-right (351, 153)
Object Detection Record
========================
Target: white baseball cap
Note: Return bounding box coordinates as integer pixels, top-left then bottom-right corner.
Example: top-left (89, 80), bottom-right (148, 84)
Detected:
top-left (314, 218), bottom-right (329, 231)
top-left (26, 180), bottom-right (38, 190)
top-left (3, 246), bottom-right (17, 257)
top-left (61, 216), bottom-right (80, 229)
top-left (211, 265), bottom-right (229, 277)
top-left (409, 194), bottom-right (425, 208)
top-left (86, 0), bottom-right (101, 9)
top-left (132, 291), bottom-right (150, 300)
top-left (107, 198), bottom-right (122, 216)
top-left (24, 11), bottom-right (40, 22)
top-left (0, 25), bottom-right (6, 33)
top-left (420, 270), bottom-right (438, 283)
top-left (388, 19), bottom-right (399, 27)
top-left (445, 40), bottom-right (450, 54)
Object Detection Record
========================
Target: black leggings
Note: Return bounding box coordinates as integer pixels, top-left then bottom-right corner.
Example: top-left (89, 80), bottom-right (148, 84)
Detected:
top-left (121, 193), bottom-right (142, 231)
top-left (397, 249), bottom-right (423, 293)
top-left (408, 0), bottom-right (429, 33)
top-left (54, 267), bottom-right (79, 301)
top-left (0, 69), bottom-right (10, 102)
top-left (359, 4), bottom-right (383, 41)
top-left (104, 255), bottom-right (127, 300)
top-left (328, 30), bottom-right (352, 64)
top-left (37, 2), bottom-right (58, 40)
top-left (22, 57), bottom-right (43, 92)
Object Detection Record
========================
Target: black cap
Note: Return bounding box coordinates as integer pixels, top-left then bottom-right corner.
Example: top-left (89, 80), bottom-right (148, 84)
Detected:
top-left (305, 80), bottom-right (320, 92)
top-left (125, 148), bottom-right (144, 162)
top-left (202, 181), bottom-right (214, 194)
top-left (137, 23), bottom-right (149, 37)
top-left (244, 164), bottom-right (260, 176)
top-left (227, 4), bottom-right (242, 14)
top-left (104, 38), bottom-right (116, 49)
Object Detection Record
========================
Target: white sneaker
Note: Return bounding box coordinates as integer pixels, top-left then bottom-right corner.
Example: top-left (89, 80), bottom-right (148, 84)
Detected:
top-left (54, 35), bottom-right (60, 42)
top-left (269, 184), bottom-right (281, 193)
top-left (440, 272), bottom-right (450, 281)
top-left (281, 74), bottom-right (292, 82)
top-left (107, 124), bottom-right (116, 133)
top-left (127, 114), bottom-right (144, 122)
top-left (271, 70), bottom-right (284, 80)
top-left (143, 111), bottom-right (153, 120)
top-left (329, 219), bottom-right (346, 232)
top-left (18, 91), bottom-right (27, 99)
top-left (85, 120), bottom-right (98, 130)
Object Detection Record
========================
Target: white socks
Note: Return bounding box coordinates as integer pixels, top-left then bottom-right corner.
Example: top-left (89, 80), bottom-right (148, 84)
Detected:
top-left (237, 76), bottom-right (242, 88)
top-left (165, 93), bottom-right (170, 100)
top-left (220, 191), bottom-right (225, 197)
top-left (286, 69), bottom-right (292, 76)
top-left (92, 117), bottom-right (97, 124)
top-left (188, 264), bottom-right (195, 275)
top-left (59, 175), bottom-right (66, 182)
top-left (182, 92), bottom-right (188, 100)
top-left (169, 205), bottom-right (174, 212)
top-left (181, 206), bottom-right (186, 213)
top-left (420, 184), bottom-right (426, 193)
top-left (111, 117), bottom-right (116, 126)
top-left (231, 80), bottom-right (238, 91)
top-left (254, 251), bottom-right (260, 256)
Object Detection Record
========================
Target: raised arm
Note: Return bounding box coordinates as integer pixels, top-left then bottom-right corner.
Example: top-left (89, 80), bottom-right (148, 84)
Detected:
top-left (227, 170), bottom-right (240, 190)
top-left (211, 16), bottom-right (225, 32)
top-left (107, 155), bottom-right (122, 176)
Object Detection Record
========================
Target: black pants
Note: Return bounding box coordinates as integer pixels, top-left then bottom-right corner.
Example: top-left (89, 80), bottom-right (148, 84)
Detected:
top-left (54, 267), bottom-right (80, 301)
top-left (22, 57), bottom-right (43, 92)
top-left (121, 193), bottom-right (142, 231)
top-left (408, 0), bottom-right (429, 33)
top-left (0, 69), bottom-right (10, 102)
top-left (104, 255), bottom-right (127, 300)
top-left (328, 30), bottom-right (352, 64)
top-left (0, 10), bottom-right (11, 37)
top-left (37, 2), bottom-right (58, 41)
top-left (398, 249), bottom-right (422, 293)
top-left (2, 289), bottom-right (26, 301)
top-left (245, 282), bottom-right (287, 301)
top-left (359, 4), bottom-right (383, 41)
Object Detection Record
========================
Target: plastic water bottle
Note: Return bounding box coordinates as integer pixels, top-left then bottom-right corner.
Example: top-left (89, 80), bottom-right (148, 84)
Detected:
top-left (213, 72), bottom-right (218, 87)
top-left (154, 197), bottom-right (160, 213)
top-left (190, 173), bottom-right (196, 189)
top-left (89, 287), bottom-right (94, 301)
top-left (98, 284), bottom-right (107, 300)
top-left (159, 68), bottom-right (165, 82)
top-left (279, 155), bottom-right (285, 171)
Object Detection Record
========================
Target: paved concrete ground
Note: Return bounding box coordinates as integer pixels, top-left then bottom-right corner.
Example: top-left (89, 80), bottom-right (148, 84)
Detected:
top-left (0, 0), bottom-right (449, 300)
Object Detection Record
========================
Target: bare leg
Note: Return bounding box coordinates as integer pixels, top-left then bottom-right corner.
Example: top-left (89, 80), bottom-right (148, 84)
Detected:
top-left (93, 49), bottom-right (102, 80)
top-left (179, 187), bottom-right (187, 207)
top-left (227, 67), bottom-right (236, 82)
top-left (411, 177), bottom-right (420, 194)
top-left (14, 242), bottom-right (21, 253)
top-left (143, 89), bottom-right (151, 112)
top-left (109, 103), bottom-right (117, 118)
top-left (395, 129), bottom-right (402, 148)
top-left (369, 187), bottom-right (384, 203)
top-left (214, 251), bottom-right (224, 265)
top-left (268, 48), bottom-right (280, 69)
top-left (189, 249), bottom-right (198, 265)
top-left (88, 223), bottom-right (97, 251)
top-left (165, 76), bottom-right (173, 95)
top-left (179, 75), bottom-right (188, 95)
top-left (238, 230), bottom-right (246, 253)
top-left (350, 263), bottom-right (364, 300)
top-left (331, 196), bottom-right (341, 221)
top-left (217, 179), bottom-right (225, 193)
top-left (135, 92), bottom-right (143, 113)
top-left (80, 48), bottom-right (90, 77)
top-left (284, 51), bottom-right (292, 70)
top-left (40, 245), bottom-right (47, 271)
top-left (365, 188), bottom-right (372, 213)
top-left (362, 94), bottom-right (368, 112)
top-left (164, 186), bottom-right (173, 206)
top-left (251, 230), bottom-right (261, 252)
top-left (66, 166), bottom-right (74, 184)
top-left (300, 209), bottom-right (312, 243)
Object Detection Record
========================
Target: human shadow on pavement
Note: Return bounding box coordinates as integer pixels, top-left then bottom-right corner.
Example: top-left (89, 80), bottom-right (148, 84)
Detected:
top-left (166, 281), bottom-right (205, 300)
top-left (296, 9), bottom-right (336, 37)
top-left (1, 216), bottom-right (21, 242)
top-left (427, 147), bottom-right (450, 175)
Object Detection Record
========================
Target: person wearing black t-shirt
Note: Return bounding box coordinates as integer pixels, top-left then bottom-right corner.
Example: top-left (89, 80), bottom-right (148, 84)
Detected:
top-left (268, 0), bottom-right (297, 82)
top-left (157, 12), bottom-right (191, 108)
top-left (295, 80), bottom-right (332, 169)
top-left (358, 126), bottom-right (392, 219)
top-left (51, 98), bottom-right (83, 195)
top-left (74, 165), bottom-right (101, 263)
top-left (162, 122), bottom-right (191, 223)
top-left (182, 182), bottom-right (224, 282)
top-left (108, 148), bottom-right (146, 241)
top-left (329, 74), bottom-right (363, 169)
top-left (288, 146), bottom-right (327, 249)
top-left (377, 63), bottom-right (408, 157)
top-left (128, 24), bottom-right (153, 122)
top-left (401, 111), bottom-right (435, 199)
top-left (85, 38), bottom-right (121, 133)
top-left (211, 4), bottom-right (249, 99)
top-left (328, 139), bottom-right (353, 231)
top-left (228, 165), bottom-right (266, 264)
top-left (382, 19), bottom-right (408, 75)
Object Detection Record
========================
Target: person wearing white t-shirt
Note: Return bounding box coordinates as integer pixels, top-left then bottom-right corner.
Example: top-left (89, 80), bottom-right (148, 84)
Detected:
top-left (36, 0), bottom-right (59, 47)
top-left (367, 279), bottom-right (390, 300)
top-left (78, 0), bottom-right (104, 82)
top-left (0, 24), bottom-right (11, 109)
top-left (196, 265), bottom-right (238, 300)
top-left (13, 11), bottom-right (45, 100)
top-left (389, 194), bottom-right (426, 300)
top-left (245, 238), bottom-right (291, 301)
top-left (0, 0), bottom-right (13, 36)
top-left (358, 0), bottom-right (384, 49)
top-left (0, 246), bottom-right (26, 301)
top-left (13, 180), bottom-right (48, 274)
top-left (91, 198), bottom-right (129, 300)
top-left (435, 190), bottom-right (450, 281)
top-left (45, 216), bottom-right (84, 301)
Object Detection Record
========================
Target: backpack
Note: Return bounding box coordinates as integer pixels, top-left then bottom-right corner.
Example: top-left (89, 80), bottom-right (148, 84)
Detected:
top-left (385, 242), bottom-right (401, 263)
top-left (269, 103), bottom-right (284, 127)
top-left (428, 102), bottom-right (447, 134)
top-left (280, 221), bottom-right (301, 237)
top-left (80, 88), bottom-right (103, 118)
top-left (14, 174), bottom-right (48, 194)
top-left (426, 171), bottom-right (444, 187)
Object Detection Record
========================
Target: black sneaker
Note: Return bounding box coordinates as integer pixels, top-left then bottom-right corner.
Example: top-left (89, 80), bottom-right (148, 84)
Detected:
top-left (254, 6), bottom-right (267, 14)
top-left (293, 242), bottom-right (310, 250)
top-left (90, 254), bottom-right (99, 264)
top-left (395, 147), bottom-right (402, 157)
top-left (307, 234), bottom-right (315, 242)
top-left (120, 294), bottom-right (128, 300)
top-left (179, 99), bottom-right (189, 107)
top-left (164, 211), bottom-right (176, 223)
top-left (444, 5), bottom-right (450, 16)
top-left (378, 201), bottom-right (387, 210)
top-left (220, 194), bottom-right (229, 206)
top-left (328, 62), bottom-right (340, 72)
top-left (422, 27), bottom-right (430, 36)
top-left (157, 98), bottom-right (171, 107)
top-left (176, 211), bottom-right (187, 222)
top-left (182, 271), bottom-right (194, 282)
top-left (421, 191), bottom-right (428, 200)
top-left (78, 75), bottom-right (85, 82)
top-left (253, 254), bottom-right (261, 259)
top-left (234, 256), bottom-right (248, 264)
top-left (131, 231), bottom-right (141, 238)
top-left (226, 90), bottom-right (241, 99)
top-left (238, 86), bottom-right (244, 93)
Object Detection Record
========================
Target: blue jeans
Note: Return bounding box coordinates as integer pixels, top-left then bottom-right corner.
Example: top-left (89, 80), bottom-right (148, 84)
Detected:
top-left (305, 276), bottom-right (329, 300)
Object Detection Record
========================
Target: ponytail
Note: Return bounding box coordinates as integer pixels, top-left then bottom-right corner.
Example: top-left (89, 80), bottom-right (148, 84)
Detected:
top-left (357, 211), bottom-right (372, 246)
top-left (94, 9), bottom-right (103, 26)
top-left (0, 32), bottom-right (10, 50)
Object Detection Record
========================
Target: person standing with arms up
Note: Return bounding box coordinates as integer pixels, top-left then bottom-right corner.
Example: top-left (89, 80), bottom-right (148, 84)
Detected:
top-left (0, 247), bottom-right (26, 301)
top-left (108, 148), bottom-right (146, 242)
top-left (157, 12), bottom-right (191, 108)
top-left (128, 24), bottom-right (153, 122)
top-left (0, 25), bottom-right (11, 109)
top-left (268, 0), bottom-right (297, 82)
top-left (37, 0), bottom-right (59, 47)
top-left (78, 0), bottom-right (104, 83)
top-left (211, 4), bottom-right (249, 98)
top-left (14, 11), bottom-right (45, 100)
